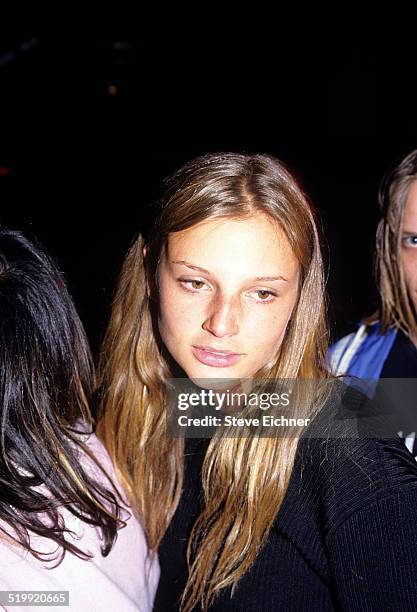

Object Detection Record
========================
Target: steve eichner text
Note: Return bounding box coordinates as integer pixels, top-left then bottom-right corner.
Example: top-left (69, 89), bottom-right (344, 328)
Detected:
top-left (177, 414), bottom-right (311, 428)
top-left (177, 389), bottom-right (291, 411)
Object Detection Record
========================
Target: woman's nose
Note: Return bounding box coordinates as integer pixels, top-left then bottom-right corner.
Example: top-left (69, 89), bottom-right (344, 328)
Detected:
top-left (202, 297), bottom-right (239, 338)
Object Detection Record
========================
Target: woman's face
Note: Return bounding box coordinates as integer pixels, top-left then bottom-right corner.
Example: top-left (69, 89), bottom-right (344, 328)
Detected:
top-left (401, 180), bottom-right (417, 310)
top-left (156, 213), bottom-right (300, 381)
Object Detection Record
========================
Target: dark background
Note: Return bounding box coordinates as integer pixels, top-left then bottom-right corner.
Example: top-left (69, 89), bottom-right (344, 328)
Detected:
top-left (1, 20), bottom-right (416, 354)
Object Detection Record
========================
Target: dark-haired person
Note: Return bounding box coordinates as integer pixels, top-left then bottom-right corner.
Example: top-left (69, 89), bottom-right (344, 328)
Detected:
top-left (98, 152), bottom-right (417, 611)
top-left (330, 149), bottom-right (417, 454)
top-left (0, 230), bottom-right (158, 611)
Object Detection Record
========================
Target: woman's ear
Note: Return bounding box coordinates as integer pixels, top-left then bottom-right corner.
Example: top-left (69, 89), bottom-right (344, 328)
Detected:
top-left (143, 245), bottom-right (158, 301)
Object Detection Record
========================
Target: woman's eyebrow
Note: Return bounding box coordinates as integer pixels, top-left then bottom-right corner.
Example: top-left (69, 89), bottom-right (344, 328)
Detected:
top-left (172, 261), bottom-right (288, 282)
top-left (172, 260), bottom-right (211, 274)
top-left (253, 276), bottom-right (288, 282)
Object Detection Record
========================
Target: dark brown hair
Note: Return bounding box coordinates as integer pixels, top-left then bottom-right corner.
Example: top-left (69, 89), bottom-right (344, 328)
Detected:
top-left (0, 229), bottom-right (123, 564)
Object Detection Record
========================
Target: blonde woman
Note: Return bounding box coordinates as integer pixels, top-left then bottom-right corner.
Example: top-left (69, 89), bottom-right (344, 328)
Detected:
top-left (98, 153), bottom-right (417, 610)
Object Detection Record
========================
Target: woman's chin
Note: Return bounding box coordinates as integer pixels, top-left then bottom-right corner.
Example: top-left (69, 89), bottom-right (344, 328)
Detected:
top-left (189, 376), bottom-right (240, 392)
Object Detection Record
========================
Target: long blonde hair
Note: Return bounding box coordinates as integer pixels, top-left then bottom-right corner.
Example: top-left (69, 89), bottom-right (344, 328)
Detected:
top-left (97, 153), bottom-right (329, 610)
top-left (374, 149), bottom-right (417, 335)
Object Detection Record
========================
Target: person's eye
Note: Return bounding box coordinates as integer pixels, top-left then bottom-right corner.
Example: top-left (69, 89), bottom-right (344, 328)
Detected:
top-left (402, 235), bottom-right (417, 248)
top-left (179, 279), bottom-right (210, 292)
top-left (250, 289), bottom-right (277, 303)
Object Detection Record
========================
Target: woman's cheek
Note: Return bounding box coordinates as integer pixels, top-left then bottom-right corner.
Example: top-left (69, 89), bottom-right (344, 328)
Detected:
top-left (164, 302), bottom-right (200, 341)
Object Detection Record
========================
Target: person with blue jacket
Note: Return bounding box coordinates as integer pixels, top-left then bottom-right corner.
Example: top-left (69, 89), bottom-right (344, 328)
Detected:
top-left (330, 149), bottom-right (417, 453)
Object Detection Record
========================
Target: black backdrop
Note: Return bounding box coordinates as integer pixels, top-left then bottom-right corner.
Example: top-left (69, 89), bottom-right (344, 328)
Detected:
top-left (1, 22), bottom-right (416, 354)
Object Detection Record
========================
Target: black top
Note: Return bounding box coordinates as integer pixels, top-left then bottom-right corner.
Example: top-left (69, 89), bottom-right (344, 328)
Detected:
top-left (380, 330), bottom-right (417, 454)
top-left (155, 393), bottom-right (417, 611)
top-left (380, 329), bottom-right (417, 378)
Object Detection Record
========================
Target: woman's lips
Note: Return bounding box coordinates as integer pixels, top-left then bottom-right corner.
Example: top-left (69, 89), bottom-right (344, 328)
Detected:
top-left (192, 346), bottom-right (242, 368)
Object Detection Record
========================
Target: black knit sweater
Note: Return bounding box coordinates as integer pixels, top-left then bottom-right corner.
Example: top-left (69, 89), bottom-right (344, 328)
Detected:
top-left (155, 396), bottom-right (417, 611)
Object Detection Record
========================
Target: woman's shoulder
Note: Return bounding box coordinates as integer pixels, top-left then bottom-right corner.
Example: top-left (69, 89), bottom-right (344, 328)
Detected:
top-left (301, 382), bottom-right (417, 477)
top-left (70, 424), bottom-right (126, 500)
top-left (274, 420), bottom-right (417, 585)
top-left (290, 410), bottom-right (417, 537)
top-left (0, 427), bottom-right (159, 608)
top-left (297, 430), bottom-right (417, 491)
top-left (81, 430), bottom-right (116, 477)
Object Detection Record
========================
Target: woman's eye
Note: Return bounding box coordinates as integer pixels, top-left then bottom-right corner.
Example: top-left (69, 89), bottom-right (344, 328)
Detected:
top-left (402, 236), bottom-right (417, 248)
top-left (253, 290), bottom-right (276, 302)
top-left (180, 279), bottom-right (209, 291)
top-left (191, 280), bottom-right (206, 289)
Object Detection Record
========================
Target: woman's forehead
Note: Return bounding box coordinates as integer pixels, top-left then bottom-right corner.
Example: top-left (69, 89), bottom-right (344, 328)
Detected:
top-left (164, 215), bottom-right (299, 281)
top-left (403, 181), bottom-right (417, 229)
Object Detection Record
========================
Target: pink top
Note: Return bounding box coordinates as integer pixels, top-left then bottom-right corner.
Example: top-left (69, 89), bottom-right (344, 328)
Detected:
top-left (0, 433), bottom-right (159, 612)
